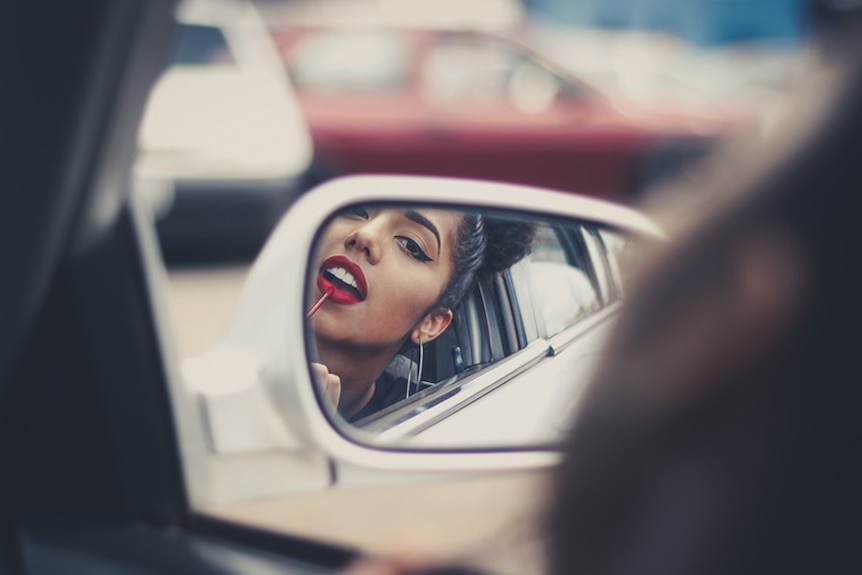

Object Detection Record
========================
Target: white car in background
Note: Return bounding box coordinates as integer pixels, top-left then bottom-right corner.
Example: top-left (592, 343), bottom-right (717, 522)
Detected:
top-left (134, 0), bottom-right (313, 261)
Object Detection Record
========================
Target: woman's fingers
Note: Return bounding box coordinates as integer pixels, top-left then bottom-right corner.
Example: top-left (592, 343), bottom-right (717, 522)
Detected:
top-left (311, 362), bottom-right (341, 408)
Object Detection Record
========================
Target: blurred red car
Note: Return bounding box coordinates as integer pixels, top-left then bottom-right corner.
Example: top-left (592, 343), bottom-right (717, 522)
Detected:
top-left (274, 26), bottom-right (737, 201)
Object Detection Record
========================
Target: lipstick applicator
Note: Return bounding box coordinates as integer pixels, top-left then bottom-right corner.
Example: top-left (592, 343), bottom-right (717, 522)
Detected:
top-left (305, 288), bottom-right (333, 319)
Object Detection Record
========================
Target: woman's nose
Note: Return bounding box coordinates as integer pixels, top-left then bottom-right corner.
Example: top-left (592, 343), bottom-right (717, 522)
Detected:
top-left (345, 220), bottom-right (383, 264)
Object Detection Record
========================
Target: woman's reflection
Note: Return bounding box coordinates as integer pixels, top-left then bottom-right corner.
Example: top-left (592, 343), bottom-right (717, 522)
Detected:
top-left (308, 205), bottom-right (535, 422)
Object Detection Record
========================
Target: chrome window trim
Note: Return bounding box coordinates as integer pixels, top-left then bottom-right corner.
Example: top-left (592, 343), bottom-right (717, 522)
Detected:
top-left (597, 228), bottom-right (626, 298)
top-left (507, 259), bottom-right (540, 344)
top-left (581, 226), bottom-right (612, 304)
top-left (361, 340), bottom-right (551, 440)
top-left (546, 302), bottom-right (621, 356)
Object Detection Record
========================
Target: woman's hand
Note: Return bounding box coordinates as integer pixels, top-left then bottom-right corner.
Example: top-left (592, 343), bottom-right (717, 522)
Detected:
top-left (311, 362), bottom-right (341, 409)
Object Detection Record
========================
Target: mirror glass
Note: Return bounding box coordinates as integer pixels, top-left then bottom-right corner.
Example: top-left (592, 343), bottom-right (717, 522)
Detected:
top-left (304, 201), bottom-right (648, 450)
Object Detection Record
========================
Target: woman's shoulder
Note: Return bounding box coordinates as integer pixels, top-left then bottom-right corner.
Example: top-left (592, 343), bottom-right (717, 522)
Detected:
top-left (348, 368), bottom-right (412, 423)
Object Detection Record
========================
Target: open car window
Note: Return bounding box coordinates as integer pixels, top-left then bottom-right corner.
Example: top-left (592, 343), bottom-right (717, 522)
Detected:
top-left (351, 220), bottom-right (623, 434)
top-left (526, 224), bottom-right (603, 337)
top-left (354, 271), bottom-right (523, 431)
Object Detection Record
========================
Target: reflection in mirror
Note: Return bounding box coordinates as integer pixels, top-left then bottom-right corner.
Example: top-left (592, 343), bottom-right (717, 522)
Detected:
top-left (305, 203), bottom-right (645, 450)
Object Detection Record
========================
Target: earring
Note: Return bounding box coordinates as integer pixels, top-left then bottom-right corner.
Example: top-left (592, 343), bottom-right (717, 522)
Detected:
top-left (405, 335), bottom-right (424, 399)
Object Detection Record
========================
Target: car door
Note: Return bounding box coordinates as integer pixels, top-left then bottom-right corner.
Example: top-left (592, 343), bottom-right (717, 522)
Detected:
top-left (0, 0), bottom-right (353, 572)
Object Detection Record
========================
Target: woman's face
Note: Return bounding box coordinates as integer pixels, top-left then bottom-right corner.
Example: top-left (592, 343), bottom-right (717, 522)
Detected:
top-left (310, 206), bottom-right (461, 352)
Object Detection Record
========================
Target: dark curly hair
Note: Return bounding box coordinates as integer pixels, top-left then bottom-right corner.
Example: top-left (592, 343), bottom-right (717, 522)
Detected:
top-left (435, 213), bottom-right (537, 310)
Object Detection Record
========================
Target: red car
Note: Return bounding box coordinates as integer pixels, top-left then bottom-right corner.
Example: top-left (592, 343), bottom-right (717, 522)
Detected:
top-left (275, 26), bottom-right (736, 201)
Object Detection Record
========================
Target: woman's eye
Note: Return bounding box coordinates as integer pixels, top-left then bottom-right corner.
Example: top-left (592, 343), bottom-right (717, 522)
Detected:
top-left (341, 205), bottom-right (369, 220)
top-left (397, 237), bottom-right (432, 262)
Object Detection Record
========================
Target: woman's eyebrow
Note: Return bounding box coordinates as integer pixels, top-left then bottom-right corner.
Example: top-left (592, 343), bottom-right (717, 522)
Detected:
top-left (404, 210), bottom-right (441, 255)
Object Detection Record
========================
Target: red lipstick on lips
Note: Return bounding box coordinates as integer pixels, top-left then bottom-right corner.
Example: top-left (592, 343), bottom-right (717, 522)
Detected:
top-left (317, 255), bottom-right (368, 305)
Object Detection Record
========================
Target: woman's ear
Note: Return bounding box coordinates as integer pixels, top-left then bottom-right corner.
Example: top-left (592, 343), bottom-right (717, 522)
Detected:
top-left (412, 308), bottom-right (453, 344)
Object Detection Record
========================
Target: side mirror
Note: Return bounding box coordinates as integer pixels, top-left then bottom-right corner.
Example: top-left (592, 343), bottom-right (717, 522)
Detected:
top-left (182, 176), bottom-right (662, 483)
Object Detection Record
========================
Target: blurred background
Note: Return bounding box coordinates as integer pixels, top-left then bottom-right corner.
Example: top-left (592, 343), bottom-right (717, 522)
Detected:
top-left (151, 0), bottom-right (818, 357)
top-left (152, 1), bottom-right (843, 569)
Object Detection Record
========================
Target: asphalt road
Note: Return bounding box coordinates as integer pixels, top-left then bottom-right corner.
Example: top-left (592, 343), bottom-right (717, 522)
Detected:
top-left (166, 264), bottom-right (250, 358)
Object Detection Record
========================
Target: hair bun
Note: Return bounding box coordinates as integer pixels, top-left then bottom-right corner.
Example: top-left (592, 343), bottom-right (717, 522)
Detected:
top-left (479, 217), bottom-right (537, 277)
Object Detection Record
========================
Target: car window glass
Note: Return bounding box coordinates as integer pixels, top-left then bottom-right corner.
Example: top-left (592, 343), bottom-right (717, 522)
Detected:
top-left (172, 23), bottom-right (236, 66)
top-left (599, 229), bottom-right (624, 291)
top-left (599, 227), bottom-right (650, 298)
top-left (508, 58), bottom-right (562, 113)
top-left (527, 225), bottom-right (600, 336)
top-left (422, 38), bottom-right (518, 105)
top-left (530, 225), bottom-right (568, 264)
top-left (581, 226), bottom-right (613, 303)
top-left (422, 37), bottom-right (570, 114)
top-left (288, 31), bottom-right (409, 92)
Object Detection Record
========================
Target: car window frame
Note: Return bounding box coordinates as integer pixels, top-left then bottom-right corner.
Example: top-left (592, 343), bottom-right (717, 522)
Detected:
top-left (517, 220), bottom-right (634, 355)
top-left (350, 215), bottom-right (630, 437)
top-left (352, 267), bottom-right (547, 435)
top-left (580, 224), bottom-right (615, 305)
top-left (522, 223), bottom-right (604, 329)
top-left (352, 216), bottom-right (635, 439)
top-left (356, 339), bottom-right (550, 439)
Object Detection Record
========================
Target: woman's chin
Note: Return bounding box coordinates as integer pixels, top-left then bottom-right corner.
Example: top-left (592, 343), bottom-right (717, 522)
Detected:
top-left (311, 314), bottom-right (364, 346)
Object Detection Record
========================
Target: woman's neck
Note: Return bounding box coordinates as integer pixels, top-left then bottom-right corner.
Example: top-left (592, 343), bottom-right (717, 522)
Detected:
top-left (314, 339), bottom-right (404, 418)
